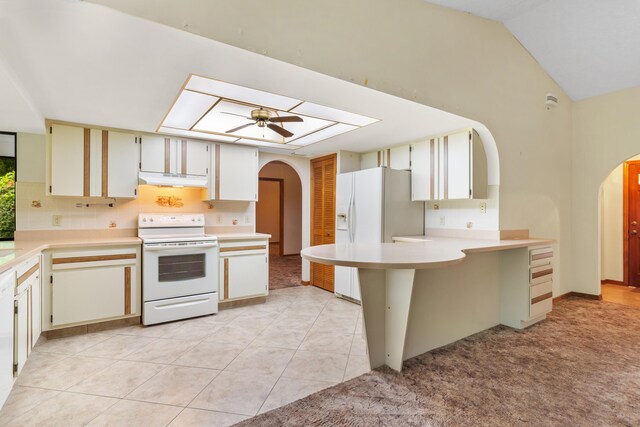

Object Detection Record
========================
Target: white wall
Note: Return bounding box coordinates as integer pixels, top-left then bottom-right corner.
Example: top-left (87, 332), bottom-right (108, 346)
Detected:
top-left (572, 86), bottom-right (640, 295)
top-left (600, 165), bottom-right (624, 281)
top-left (258, 161), bottom-right (303, 255)
top-left (259, 153), bottom-right (310, 281)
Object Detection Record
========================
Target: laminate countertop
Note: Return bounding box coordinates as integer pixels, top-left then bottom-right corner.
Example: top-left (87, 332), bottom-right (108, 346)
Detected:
top-left (301, 236), bottom-right (554, 270)
top-left (0, 237), bottom-right (142, 274)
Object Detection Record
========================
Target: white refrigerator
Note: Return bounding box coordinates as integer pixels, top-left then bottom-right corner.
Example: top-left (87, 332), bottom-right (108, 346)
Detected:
top-left (335, 167), bottom-right (424, 301)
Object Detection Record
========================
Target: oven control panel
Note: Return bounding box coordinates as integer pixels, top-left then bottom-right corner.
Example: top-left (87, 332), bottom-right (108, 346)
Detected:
top-left (138, 214), bottom-right (205, 228)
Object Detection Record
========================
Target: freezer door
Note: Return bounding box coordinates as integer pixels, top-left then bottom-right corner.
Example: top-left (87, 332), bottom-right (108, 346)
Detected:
top-left (336, 172), bottom-right (353, 236)
top-left (353, 168), bottom-right (383, 244)
top-left (334, 265), bottom-right (352, 297)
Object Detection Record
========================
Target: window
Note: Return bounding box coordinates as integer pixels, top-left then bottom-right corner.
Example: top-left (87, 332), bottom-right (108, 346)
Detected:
top-left (0, 132), bottom-right (16, 240)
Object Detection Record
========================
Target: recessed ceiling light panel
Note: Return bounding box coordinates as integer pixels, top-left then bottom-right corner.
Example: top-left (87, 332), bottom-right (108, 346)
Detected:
top-left (159, 75), bottom-right (380, 149)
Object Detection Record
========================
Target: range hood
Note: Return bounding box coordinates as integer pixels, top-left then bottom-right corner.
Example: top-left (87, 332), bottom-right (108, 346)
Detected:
top-left (138, 172), bottom-right (208, 188)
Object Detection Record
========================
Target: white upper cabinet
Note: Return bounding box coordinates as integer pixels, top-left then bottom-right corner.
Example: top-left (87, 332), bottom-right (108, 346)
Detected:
top-left (107, 131), bottom-right (138, 198)
top-left (410, 138), bottom-right (438, 201)
top-left (183, 140), bottom-right (209, 176)
top-left (411, 129), bottom-right (487, 201)
top-left (49, 124), bottom-right (138, 199)
top-left (389, 145), bottom-right (411, 170)
top-left (50, 124), bottom-right (85, 197)
top-left (217, 144), bottom-right (258, 201)
top-left (140, 136), bottom-right (209, 176)
top-left (140, 135), bottom-right (168, 174)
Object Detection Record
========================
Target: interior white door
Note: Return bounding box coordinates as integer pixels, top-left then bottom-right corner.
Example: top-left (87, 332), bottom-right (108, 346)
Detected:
top-left (353, 168), bottom-right (383, 244)
top-left (108, 131), bottom-right (138, 198)
top-left (445, 131), bottom-right (471, 199)
top-left (52, 266), bottom-right (125, 326)
top-left (218, 144), bottom-right (258, 201)
top-left (140, 135), bottom-right (167, 173)
top-left (227, 253), bottom-right (268, 299)
top-left (50, 124), bottom-right (85, 196)
top-left (185, 140), bottom-right (209, 176)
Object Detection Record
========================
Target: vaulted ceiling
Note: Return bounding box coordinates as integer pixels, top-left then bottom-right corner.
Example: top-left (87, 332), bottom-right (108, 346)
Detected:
top-left (426, 0), bottom-right (640, 100)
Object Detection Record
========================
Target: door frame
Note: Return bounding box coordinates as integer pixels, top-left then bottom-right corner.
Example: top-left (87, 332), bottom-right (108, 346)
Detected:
top-left (622, 161), bottom-right (640, 286)
top-left (258, 177), bottom-right (284, 256)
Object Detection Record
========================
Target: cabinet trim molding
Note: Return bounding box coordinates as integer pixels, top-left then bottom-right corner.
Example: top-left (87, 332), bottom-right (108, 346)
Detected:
top-left (223, 258), bottom-right (229, 300)
top-left (101, 130), bottom-right (109, 197)
top-left (164, 138), bottom-right (171, 173)
top-left (215, 144), bottom-right (220, 199)
top-left (181, 139), bottom-right (187, 174)
top-left (124, 266), bottom-right (131, 315)
top-left (52, 253), bottom-right (137, 265)
top-left (220, 245), bottom-right (267, 253)
top-left (83, 128), bottom-right (91, 197)
top-left (17, 263), bottom-right (39, 286)
top-left (531, 292), bottom-right (553, 305)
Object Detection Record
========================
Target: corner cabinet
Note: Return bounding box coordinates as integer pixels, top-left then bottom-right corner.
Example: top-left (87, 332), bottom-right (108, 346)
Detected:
top-left (205, 144), bottom-right (259, 202)
top-left (410, 129), bottom-right (487, 201)
top-left (218, 239), bottom-right (268, 302)
top-left (42, 246), bottom-right (141, 330)
top-left (48, 124), bottom-right (138, 198)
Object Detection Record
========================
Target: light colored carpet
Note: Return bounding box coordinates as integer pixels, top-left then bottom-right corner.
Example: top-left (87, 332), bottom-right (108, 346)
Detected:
top-left (238, 297), bottom-right (640, 426)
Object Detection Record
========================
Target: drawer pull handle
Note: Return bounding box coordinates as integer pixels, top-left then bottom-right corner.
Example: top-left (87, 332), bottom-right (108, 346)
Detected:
top-left (531, 252), bottom-right (553, 261)
top-left (532, 268), bottom-right (553, 279)
top-left (531, 292), bottom-right (553, 305)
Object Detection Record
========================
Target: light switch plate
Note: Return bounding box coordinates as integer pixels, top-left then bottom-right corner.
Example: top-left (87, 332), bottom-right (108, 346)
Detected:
top-left (52, 215), bottom-right (62, 226)
top-left (480, 202), bottom-right (487, 214)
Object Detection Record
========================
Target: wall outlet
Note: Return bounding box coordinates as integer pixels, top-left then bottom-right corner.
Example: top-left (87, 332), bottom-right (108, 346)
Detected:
top-left (216, 215), bottom-right (223, 224)
top-left (52, 215), bottom-right (62, 226)
top-left (479, 202), bottom-right (487, 214)
top-left (439, 216), bottom-right (445, 226)
top-left (244, 215), bottom-right (250, 224)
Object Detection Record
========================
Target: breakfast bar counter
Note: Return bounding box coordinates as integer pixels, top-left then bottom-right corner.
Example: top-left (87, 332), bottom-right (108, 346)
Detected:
top-left (301, 236), bottom-right (554, 372)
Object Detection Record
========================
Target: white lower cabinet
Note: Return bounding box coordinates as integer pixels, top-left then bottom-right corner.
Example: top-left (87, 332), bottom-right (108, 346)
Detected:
top-left (44, 246), bottom-right (140, 330)
top-left (218, 239), bottom-right (268, 301)
top-left (13, 255), bottom-right (41, 377)
top-left (0, 270), bottom-right (14, 408)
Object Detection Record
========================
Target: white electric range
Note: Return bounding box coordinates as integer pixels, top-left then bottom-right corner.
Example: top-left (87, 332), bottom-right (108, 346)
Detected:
top-left (138, 213), bottom-right (218, 325)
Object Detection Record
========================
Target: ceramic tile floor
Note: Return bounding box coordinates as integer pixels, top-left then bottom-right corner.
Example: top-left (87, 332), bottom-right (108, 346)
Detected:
top-left (0, 286), bottom-right (369, 427)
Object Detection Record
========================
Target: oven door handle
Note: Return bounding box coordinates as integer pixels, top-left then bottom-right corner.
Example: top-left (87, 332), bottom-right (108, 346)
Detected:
top-left (144, 243), bottom-right (218, 251)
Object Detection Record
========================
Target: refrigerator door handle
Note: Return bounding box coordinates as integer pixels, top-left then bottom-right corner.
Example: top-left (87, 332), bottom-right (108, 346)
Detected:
top-left (348, 176), bottom-right (355, 243)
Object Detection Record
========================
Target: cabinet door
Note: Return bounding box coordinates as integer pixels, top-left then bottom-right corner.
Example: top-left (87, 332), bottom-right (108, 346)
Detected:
top-left (227, 253), bottom-right (268, 299)
top-left (0, 271), bottom-right (13, 404)
top-left (444, 131), bottom-right (471, 200)
top-left (410, 139), bottom-right (438, 201)
top-left (50, 124), bottom-right (85, 196)
top-left (389, 145), bottom-right (411, 170)
top-left (107, 131), bottom-right (139, 198)
top-left (184, 140), bottom-right (209, 176)
top-left (30, 272), bottom-right (41, 347)
top-left (14, 288), bottom-right (28, 375)
top-left (140, 135), bottom-right (169, 173)
top-left (52, 266), bottom-right (125, 326)
top-left (218, 144), bottom-right (258, 201)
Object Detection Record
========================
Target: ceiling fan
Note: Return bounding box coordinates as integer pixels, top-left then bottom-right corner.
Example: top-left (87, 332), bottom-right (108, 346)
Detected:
top-left (222, 108), bottom-right (303, 138)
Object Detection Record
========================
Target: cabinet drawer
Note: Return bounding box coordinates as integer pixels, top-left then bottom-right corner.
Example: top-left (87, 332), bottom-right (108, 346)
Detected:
top-left (530, 280), bottom-right (552, 318)
top-left (16, 256), bottom-right (39, 286)
top-left (530, 264), bottom-right (553, 284)
top-left (529, 246), bottom-right (553, 267)
top-left (219, 240), bottom-right (268, 255)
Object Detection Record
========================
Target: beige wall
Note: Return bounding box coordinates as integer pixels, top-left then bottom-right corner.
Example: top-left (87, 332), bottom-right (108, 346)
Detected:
top-left (258, 161), bottom-right (303, 255)
top-left (600, 165), bottom-right (624, 281)
top-left (92, 0), bottom-right (574, 295)
top-left (256, 179), bottom-right (281, 243)
top-left (572, 86), bottom-right (640, 294)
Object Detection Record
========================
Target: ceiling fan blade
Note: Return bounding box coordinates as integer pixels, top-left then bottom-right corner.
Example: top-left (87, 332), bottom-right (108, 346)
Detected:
top-left (220, 111), bottom-right (252, 120)
top-left (269, 116), bottom-right (303, 123)
top-left (267, 123), bottom-right (294, 138)
top-left (226, 123), bottom-right (254, 133)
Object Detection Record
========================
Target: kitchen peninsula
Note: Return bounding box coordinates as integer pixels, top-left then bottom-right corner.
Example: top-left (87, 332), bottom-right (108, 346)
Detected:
top-left (301, 235), bottom-right (554, 372)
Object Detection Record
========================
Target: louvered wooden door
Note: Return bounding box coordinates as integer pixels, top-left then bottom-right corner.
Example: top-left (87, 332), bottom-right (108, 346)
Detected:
top-left (311, 154), bottom-right (336, 292)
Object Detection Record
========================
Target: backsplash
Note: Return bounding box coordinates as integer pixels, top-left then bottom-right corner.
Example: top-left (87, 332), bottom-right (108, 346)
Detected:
top-left (16, 182), bottom-right (254, 231)
top-left (425, 185), bottom-right (499, 230)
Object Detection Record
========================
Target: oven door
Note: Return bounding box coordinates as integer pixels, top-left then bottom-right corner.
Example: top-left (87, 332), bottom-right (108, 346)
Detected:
top-left (143, 243), bottom-right (218, 302)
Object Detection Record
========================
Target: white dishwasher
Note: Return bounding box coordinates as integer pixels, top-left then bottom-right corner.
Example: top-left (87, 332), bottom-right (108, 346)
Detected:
top-left (0, 269), bottom-right (14, 409)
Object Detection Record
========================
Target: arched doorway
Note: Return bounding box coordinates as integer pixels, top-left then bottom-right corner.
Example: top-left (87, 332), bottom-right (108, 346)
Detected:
top-left (257, 161), bottom-right (303, 289)
top-left (599, 153), bottom-right (640, 307)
